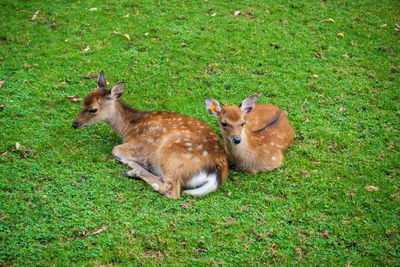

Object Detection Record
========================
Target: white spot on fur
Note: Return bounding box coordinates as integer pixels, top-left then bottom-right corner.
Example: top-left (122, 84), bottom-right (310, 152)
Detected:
top-left (162, 128), bottom-right (166, 133)
top-left (184, 153), bottom-right (192, 158)
top-left (152, 183), bottom-right (159, 191)
top-left (188, 147), bottom-right (193, 151)
top-left (197, 144), bottom-right (203, 149)
top-left (271, 156), bottom-right (277, 161)
top-left (194, 157), bottom-right (200, 161)
top-left (270, 142), bottom-right (275, 146)
top-left (203, 151), bottom-right (208, 156)
top-left (186, 142), bottom-right (192, 146)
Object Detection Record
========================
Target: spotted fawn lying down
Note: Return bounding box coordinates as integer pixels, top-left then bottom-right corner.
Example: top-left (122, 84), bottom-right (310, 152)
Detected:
top-left (73, 71), bottom-right (228, 199)
top-left (205, 95), bottom-right (294, 174)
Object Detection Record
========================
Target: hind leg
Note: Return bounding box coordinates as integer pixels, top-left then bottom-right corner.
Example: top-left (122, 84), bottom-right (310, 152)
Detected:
top-left (112, 144), bottom-right (171, 195)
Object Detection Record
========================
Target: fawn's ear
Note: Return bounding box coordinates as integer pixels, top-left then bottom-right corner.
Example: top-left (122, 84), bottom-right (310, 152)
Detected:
top-left (240, 95), bottom-right (258, 114)
top-left (205, 98), bottom-right (221, 116)
top-left (98, 70), bottom-right (107, 89)
top-left (109, 82), bottom-right (125, 101)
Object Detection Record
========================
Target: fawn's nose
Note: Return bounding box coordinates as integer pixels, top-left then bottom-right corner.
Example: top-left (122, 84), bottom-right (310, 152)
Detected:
top-left (72, 122), bottom-right (78, 129)
top-left (233, 137), bottom-right (241, 144)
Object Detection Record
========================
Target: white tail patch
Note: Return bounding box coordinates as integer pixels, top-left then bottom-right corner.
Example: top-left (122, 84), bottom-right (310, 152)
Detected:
top-left (183, 171), bottom-right (218, 196)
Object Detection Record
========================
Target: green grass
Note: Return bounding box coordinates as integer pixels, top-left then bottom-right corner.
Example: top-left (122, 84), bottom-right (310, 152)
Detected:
top-left (1, 0), bottom-right (399, 265)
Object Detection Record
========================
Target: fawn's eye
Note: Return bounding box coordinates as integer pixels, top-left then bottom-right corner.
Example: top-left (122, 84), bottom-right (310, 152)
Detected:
top-left (241, 122), bottom-right (245, 126)
top-left (221, 122), bottom-right (228, 127)
top-left (89, 108), bottom-right (97, 114)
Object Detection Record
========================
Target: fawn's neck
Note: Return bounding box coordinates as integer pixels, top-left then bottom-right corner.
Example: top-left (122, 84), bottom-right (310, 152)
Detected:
top-left (105, 100), bottom-right (149, 140)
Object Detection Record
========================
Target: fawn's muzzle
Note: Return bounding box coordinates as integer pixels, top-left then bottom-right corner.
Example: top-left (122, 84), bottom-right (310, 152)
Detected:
top-left (72, 122), bottom-right (78, 129)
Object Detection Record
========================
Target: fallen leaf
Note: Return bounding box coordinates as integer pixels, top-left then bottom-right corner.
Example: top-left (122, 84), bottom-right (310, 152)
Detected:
top-left (265, 9), bottom-right (270, 14)
top-left (271, 243), bottom-right (277, 250)
top-left (318, 232), bottom-right (329, 239)
top-left (0, 80), bottom-right (5, 88)
top-left (301, 171), bottom-right (310, 178)
top-left (312, 74), bottom-right (318, 79)
top-left (342, 53), bottom-right (351, 58)
top-left (82, 46), bottom-right (89, 52)
top-left (311, 162), bottom-right (321, 166)
top-left (365, 185), bottom-right (379, 191)
top-left (144, 32), bottom-right (149, 36)
top-left (123, 13), bottom-right (129, 18)
top-left (325, 18), bottom-right (335, 22)
top-left (15, 142), bottom-right (21, 150)
top-left (0, 104), bottom-right (4, 110)
top-left (64, 38), bottom-right (69, 42)
top-left (338, 32), bottom-right (344, 37)
top-left (64, 95), bottom-right (82, 102)
top-left (89, 7), bottom-right (97, 11)
top-left (227, 192), bottom-right (231, 197)
top-left (92, 226), bottom-right (107, 235)
top-left (315, 52), bottom-right (326, 59)
top-left (123, 33), bottom-right (130, 41)
top-left (234, 10), bottom-right (241, 16)
top-left (31, 10), bottom-right (40, 21)
top-left (339, 107), bottom-right (347, 111)
top-left (295, 247), bottom-right (303, 256)
top-left (55, 81), bottom-right (66, 87)
top-left (84, 73), bottom-right (98, 79)
top-left (181, 42), bottom-right (187, 46)
top-left (112, 31), bottom-right (122, 35)
top-left (380, 24), bottom-right (387, 28)
top-left (136, 10), bottom-right (140, 16)
top-left (130, 229), bottom-right (136, 237)
top-left (179, 200), bottom-right (194, 208)
top-left (1, 151), bottom-right (8, 157)
top-left (24, 63), bottom-right (30, 69)
top-left (211, 13), bottom-right (216, 17)
top-left (345, 261), bottom-right (352, 267)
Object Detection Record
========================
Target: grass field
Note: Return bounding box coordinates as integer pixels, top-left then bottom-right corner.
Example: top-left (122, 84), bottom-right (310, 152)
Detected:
top-left (1, 0), bottom-right (399, 265)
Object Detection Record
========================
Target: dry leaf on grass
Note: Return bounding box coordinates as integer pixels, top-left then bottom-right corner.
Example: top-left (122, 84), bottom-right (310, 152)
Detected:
top-left (24, 63), bottom-right (30, 69)
top-left (31, 10), bottom-right (40, 21)
top-left (82, 46), bottom-right (89, 52)
top-left (365, 185), bottom-right (379, 191)
top-left (0, 80), bottom-right (5, 88)
top-left (312, 74), bottom-right (318, 79)
top-left (311, 162), bottom-right (321, 166)
top-left (181, 42), bottom-right (187, 46)
top-left (92, 226), bottom-right (107, 235)
top-left (15, 142), bottom-right (21, 150)
top-left (325, 18), bottom-right (335, 22)
top-left (64, 95), bottom-right (82, 102)
top-left (0, 104), bottom-right (4, 110)
top-left (338, 32), bottom-right (344, 37)
top-left (234, 10), bottom-right (241, 16)
top-left (123, 13), bottom-right (129, 18)
top-left (123, 33), bottom-right (130, 41)
top-left (89, 8), bottom-right (97, 11)
top-left (318, 232), bottom-right (329, 239)
top-left (301, 171), bottom-right (310, 178)
top-left (179, 200), bottom-right (194, 208)
top-left (315, 52), bottom-right (326, 59)
top-left (339, 107), bottom-right (347, 111)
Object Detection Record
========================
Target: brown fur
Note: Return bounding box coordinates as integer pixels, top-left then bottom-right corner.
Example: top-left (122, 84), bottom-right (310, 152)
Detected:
top-left (74, 74), bottom-right (228, 199)
top-left (206, 98), bottom-right (294, 174)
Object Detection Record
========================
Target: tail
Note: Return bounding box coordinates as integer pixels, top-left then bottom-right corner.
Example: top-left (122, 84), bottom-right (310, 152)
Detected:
top-left (183, 168), bottom-right (223, 197)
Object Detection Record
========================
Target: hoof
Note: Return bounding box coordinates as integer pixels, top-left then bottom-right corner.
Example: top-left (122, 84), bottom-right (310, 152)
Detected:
top-left (124, 171), bottom-right (137, 178)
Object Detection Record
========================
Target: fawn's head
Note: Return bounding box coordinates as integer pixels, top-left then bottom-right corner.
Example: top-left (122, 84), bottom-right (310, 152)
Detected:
top-left (205, 95), bottom-right (258, 145)
top-left (72, 71), bottom-right (125, 129)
